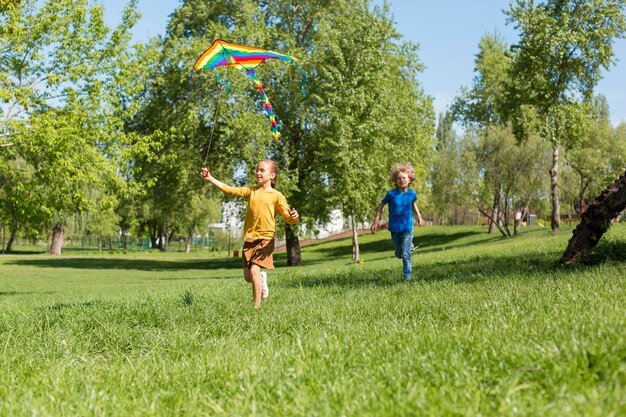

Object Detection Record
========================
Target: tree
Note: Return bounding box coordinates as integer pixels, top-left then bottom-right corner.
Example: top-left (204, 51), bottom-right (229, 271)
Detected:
top-left (561, 169), bottom-right (626, 263)
top-left (430, 111), bottom-right (462, 225)
top-left (452, 32), bottom-right (517, 233)
top-left (306, 0), bottom-right (434, 262)
top-left (0, 0), bottom-right (139, 254)
top-left (505, 0), bottom-right (626, 232)
top-left (458, 125), bottom-right (548, 237)
top-left (127, 0), bottom-right (279, 251)
top-left (565, 95), bottom-right (626, 213)
top-left (161, 0), bottom-right (433, 264)
top-left (453, 32), bottom-right (511, 127)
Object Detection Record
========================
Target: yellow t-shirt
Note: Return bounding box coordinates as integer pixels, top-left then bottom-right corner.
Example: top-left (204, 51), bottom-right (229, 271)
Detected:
top-left (220, 184), bottom-right (297, 241)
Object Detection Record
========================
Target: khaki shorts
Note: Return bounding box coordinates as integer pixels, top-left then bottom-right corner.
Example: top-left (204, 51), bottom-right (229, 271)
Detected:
top-left (242, 239), bottom-right (275, 270)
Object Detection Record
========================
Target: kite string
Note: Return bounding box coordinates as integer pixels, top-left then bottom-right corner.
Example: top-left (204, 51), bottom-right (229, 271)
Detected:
top-left (203, 85), bottom-right (224, 166)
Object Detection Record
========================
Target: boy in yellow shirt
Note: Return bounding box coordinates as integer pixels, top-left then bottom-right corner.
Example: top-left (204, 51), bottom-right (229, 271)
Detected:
top-left (200, 160), bottom-right (299, 308)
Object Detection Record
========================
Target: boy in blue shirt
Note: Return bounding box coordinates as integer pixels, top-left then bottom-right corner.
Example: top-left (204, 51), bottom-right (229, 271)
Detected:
top-left (371, 163), bottom-right (424, 281)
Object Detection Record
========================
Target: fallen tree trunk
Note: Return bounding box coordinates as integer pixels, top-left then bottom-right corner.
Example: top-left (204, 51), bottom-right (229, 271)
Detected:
top-left (561, 169), bottom-right (626, 264)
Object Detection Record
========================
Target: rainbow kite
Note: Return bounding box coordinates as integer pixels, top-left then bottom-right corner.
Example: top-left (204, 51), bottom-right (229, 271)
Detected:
top-left (194, 39), bottom-right (307, 141)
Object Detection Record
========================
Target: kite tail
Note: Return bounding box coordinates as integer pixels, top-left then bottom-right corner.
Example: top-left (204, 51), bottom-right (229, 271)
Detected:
top-left (246, 70), bottom-right (281, 141)
top-left (292, 62), bottom-right (308, 96)
top-left (212, 68), bottom-right (231, 91)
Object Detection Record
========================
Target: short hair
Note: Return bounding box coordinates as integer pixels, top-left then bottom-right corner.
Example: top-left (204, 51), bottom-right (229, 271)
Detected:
top-left (389, 162), bottom-right (416, 184)
top-left (260, 159), bottom-right (279, 187)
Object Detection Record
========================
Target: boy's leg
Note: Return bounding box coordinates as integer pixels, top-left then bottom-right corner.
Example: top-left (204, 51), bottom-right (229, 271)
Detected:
top-left (400, 231), bottom-right (413, 280)
top-left (390, 232), bottom-right (402, 259)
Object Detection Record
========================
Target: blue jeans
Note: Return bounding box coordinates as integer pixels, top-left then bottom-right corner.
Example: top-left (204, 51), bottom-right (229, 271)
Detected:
top-left (391, 231), bottom-right (413, 280)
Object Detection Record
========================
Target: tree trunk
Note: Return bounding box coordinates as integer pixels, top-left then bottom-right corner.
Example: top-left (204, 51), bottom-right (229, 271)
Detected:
top-left (149, 222), bottom-right (158, 249)
top-left (4, 213), bottom-right (19, 253)
top-left (185, 233), bottom-right (192, 253)
top-left (49, 223), bottom-right (64, 255)
top-left (5, 229), bottom-right (16, 253)
top-left (167, 225), bottom-right (175, 250)
top-left (285, 223), bottom-right (301, 266)
top-left (478, 207), bottom-right (507, 237)
top-left (488, 189), bottom-right (500, 234)
top-left (185, 223), bottom-right (195, 254)
top-left (550, 145), bottom-right (561, 232)
top-left (561, 170), bottom-right (626, 264)
top-left (350, 213), bottom-right (360, 263)
top-left (502, 192), bottom-right (512, 237)
top-left (162, 224), bottom-right (169, 252)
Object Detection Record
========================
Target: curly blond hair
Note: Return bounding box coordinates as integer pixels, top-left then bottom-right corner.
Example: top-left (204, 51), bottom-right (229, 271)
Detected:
top-left (389, 162), bottom-right (416, 184)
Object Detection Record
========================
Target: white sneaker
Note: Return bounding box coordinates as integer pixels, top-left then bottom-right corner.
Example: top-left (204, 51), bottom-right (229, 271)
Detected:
top-left (260, 271), bottom-right (269, 299)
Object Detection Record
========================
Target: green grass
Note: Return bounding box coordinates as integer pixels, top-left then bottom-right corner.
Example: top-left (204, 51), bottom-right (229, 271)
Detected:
top-left (1, 225), bottom-right (625, 416)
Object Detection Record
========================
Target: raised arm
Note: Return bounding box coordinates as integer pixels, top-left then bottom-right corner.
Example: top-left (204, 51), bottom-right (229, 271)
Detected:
top-left (200, 167), bottom-right (227, 190)
top-left (200, 167), bottom-right (250, 197)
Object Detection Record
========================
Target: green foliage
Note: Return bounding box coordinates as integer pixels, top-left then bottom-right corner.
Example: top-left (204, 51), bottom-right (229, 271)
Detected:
top-left (563, 95), bottom-right (626, 211)
top-left (458, 125), bottom-right (550, 228)
top-left (0, 0), bottom-right (139, 249)
top-left (452, 32), bottom-right (511, 127)
top-left (430, 111), bottom-right (463, 223)
top-left (138, 0), bottom-right (434, 260)
top-left (503, 0), bottom-right (626, 231)
top-left (505, 0), bottom-right (626, 144)
top-left (449, 31), bottom-right (550, 230)
top-left (312, 1), bottom-right (434, 224)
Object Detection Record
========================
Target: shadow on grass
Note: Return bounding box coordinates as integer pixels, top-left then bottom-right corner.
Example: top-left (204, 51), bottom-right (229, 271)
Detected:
top-left (283, 247), bottom-right (615, 290)
top-left (411, 231), bottom-right (506, 255)
top-left (0, 291), bottom-right (39, 296)
top-left (2, 250), bottom-right (47, 255)
top-left (581, 238), bottom-right (626, 265)
top-left (46, 300), bottom-right (98, 310)
top-left (299, 230), bottom-right (504, 266)
top-left (5, 256), bottom-right (242, 272)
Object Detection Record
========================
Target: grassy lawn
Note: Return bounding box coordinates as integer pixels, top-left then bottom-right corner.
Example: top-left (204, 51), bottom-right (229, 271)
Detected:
top-left (1, 225), bottom-right (625, 416)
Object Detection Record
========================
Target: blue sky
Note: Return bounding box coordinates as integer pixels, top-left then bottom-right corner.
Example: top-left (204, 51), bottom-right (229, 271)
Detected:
top-left (104, 0), bottom-right (626, 127)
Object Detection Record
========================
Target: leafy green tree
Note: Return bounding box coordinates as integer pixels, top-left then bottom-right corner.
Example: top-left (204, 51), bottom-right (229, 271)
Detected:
top-left (430, 111), bottom-right (462, 225)
top-left (505, 0), bottom-right (626, 232)
top-left (310, 1), bottom-right (433, 262)
top-left (0, 0), bottom-right (139, 254)
top-left (157, 0), bottom-right (433, 264)
top-left (0, 1), bottom-right (20, 12)
top-left (453, 32), bottom-right (511, 127)
top-left (452, 32), bottom-right (516, 233)
top-left (459, 125), bottom-right (548, 236)
top-left (126, 1), bottom-right (276, 251)
top-left (0, 154), bottom-right (43, 251)
top-left (565, 95), bottom-right (626, 213)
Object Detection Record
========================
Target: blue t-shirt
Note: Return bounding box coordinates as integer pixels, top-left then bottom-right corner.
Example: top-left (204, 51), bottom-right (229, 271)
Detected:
top-left (381, 188), bottom-right (417, 233)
